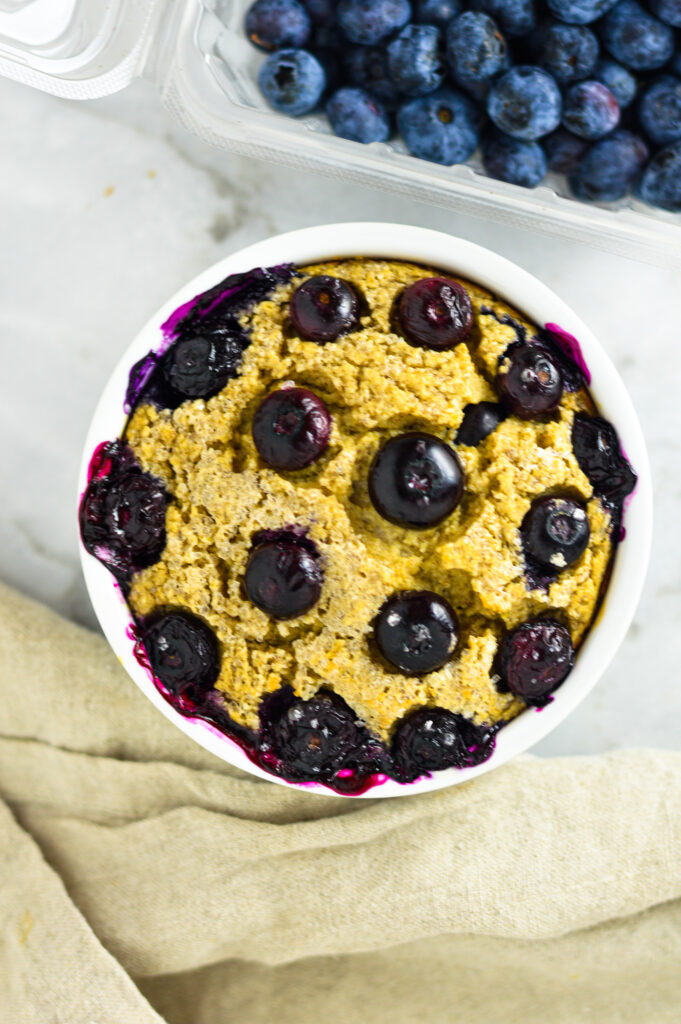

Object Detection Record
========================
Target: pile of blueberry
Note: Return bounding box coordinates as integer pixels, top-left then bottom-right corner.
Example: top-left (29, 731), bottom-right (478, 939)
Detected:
top-left (244, 0), bottom-right (681, 210)
top-left (79, 264), bottom-right (637, 792)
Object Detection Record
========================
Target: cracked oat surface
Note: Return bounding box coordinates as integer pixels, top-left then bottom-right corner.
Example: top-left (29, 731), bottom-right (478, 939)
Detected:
top-left (124, 258), bottom-right (612, 740)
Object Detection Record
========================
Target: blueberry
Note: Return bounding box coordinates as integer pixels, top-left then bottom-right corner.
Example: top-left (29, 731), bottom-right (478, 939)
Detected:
top-left (648, 0), bottom-right (681, 26)
top-left (159, 331), bottom-right (245, 406)
top-left (337, 0), bottom-right (412, 45)
top-left (469, 0), bottom-right (536, 37)
top-left (593, 58), bottom-right (637, 107)
top-left (446, 12), bottom-right (507, 84)
top-left (415, 0), bottom-right (461, 27)
top-left (483, 131), bottom-right (548, 187)
top-left (259, 688), bottom-right (362, 781)
top-left (245, 0), bottom-right (312, 50)
top-left (500, 619), bottom-right (575, 705)
top-left (252, 387), bottom-right (331, 470)
top-left (601, 1), bottom-right (675, 71)
top-left (369, 432), bottom-right (464, 528)
top-left (570, 129), bottom-right (649, 200)
top-left (386, 25), bottom-right (445, 97)
top-left (456, 402), bottom-right (508, 445)
top-left (141, 611), bottom-right (220, 697)
top-left (392, 707), bottom-right (495, 780)
top-left (546, 0), bottom-right (618, 23)
top-left (344, 46), bottom-right (403, 107)
top-left (258, 49), bottom-right (326, 116)
top-left (487, 66), bottom-right (562, 141)
top-left (572, 413), bottom-right (637, 501)
top-left (540, 22), bottom-right (599, 84)
top-left (638, 76), bottom-right (681, 147)
top-left (543, 127), bottom-right (590, 172)
top-left (245, 534), bottom-right (322, 619)
top-left (638, 140), bottom-right (681, 210)
top-left (302, 0), bottom-right (335, 23)
top-left (79, 443), bottom-right (168, 582)
top-left (398, 87), bottom-right (481, 164)
top-left (562, 80), bottom-right (620, 139)
top-left (521, 496), bottom-right (590, 571)
top-left (289, 275), bottom-right (361, 342)
top-left (397, 276), bottom-right (474, 348)
top-left (495, 342), bottom-right (564, 418)
top-left (326, 87), bottom-right (391, 143)
top-left (375, 591), bottom-right (459, 674)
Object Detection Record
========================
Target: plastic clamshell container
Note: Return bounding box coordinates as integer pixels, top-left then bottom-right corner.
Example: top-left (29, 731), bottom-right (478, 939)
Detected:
top-left (1, 0), bottom-right (679, 265)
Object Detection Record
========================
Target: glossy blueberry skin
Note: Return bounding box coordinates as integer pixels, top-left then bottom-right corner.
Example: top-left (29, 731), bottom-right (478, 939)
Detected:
top-left (290, 275), bottom-right (361, 342)
top-left (392, 707), bottom-right (496, 781)
top-left (469, 0), bottom-right (536, 37)
top-left (500, 619), bottom-right (575, 706)
top-left (369, 432), bottom-right (464, 529)
top-left (601, 1), bottom-right (675, 71)
top-left (540, 22), bottom-right (599, 84)
top-left (456, 402), bottom-right (508, 446)
top-left (375, 590), bottom-right (459, 674)
top-left (483, 132), bottom-right (548, 187)
top-left (141, 611), bottom-right (220, 697)
top-left (258, 49), bottom-right (326, 116)
top-left (649, 0), bottom-right (681, 25)
top-left (638, 77), bottom-right (681, 147)
top-left (570, 129), bottom-right (649, 201)
top-left (387, 24), bottom-right (445, 97)
top-left (495, 342), bottom-right (564, 418)
top-left (487, 66), bottom-right (563, 141)
top-left (245, 0), bottom-right (312, 50)
top-left (562, 80), bottom-right (620, 139)
top-left (521, 496), bottom-right (590, 571)
top-left (344, 45), bottom-right (403, 107)
top-left (593, 58), bottom-right (637, 108)
top-left (252, 387), bottom-right (331, 470)
top-left (398, 87), bottom-right (481, 164)
top-left (244, 536), bottom-right (323, 619)
top-left (415, 0), bottom-right (461, 27)
top-left (638, 140), bottom-right (681, 211)
top-left (446, 12), bottom-right (506, 84)
top-left (326, 87), bottom-right (391, 143)
top-left (546, 0), bottom-right (618, 24)
top-left (397, 276), bottom-right (474, 349)
top-left (337, 0), bottom-right (412, 45)
top-left (572, 413), bottom-right (637, 501)
top-left (543, 127), bottom-right (589, 173)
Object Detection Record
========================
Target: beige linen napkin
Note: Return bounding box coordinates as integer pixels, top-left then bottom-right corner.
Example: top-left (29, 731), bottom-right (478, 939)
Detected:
top-left (1, 581), bottom-right (680, 1023)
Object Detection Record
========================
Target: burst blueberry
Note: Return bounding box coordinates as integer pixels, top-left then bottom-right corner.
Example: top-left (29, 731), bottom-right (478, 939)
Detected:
top-left (245, 534), bottom-right (323, 619)
top-left (337, 0), bottom-right (412, 45)
top-left (397, 276), bottom-right (473, 348)
top-left (540, 22), bottom-right (599, 84)
top-left (386, 24), bottom-right (445, 97)
top-left (415, 0), bottom-right (461, 26)
top-left (456, 402), bottom-right (508, 446)
top-left (392, 707), bottom-right (495, 781)
top-left (572, 413), bottom-right (637, 500)
top-left (495, 342), bottom-right (564, 418)
top-left (290, 274), bottom-right (361, 342)
top-left (546, 0), bottom-right (618, 24)
top-left (521, 496), bottom-right (590, 571)
top-left (487, 66), bottom-right (562, 141)
top-left (483, 131), bottom-right (548, 187)
top-left (398, 87), bottom-right (481, 164)
top-left (570, 130), bottom-right (649, 201)
top-left (601, 1), bottom-right (675, 71)
top-left (141, 611), bottom-right (220, 697)
top-left (446, 12), bottom-right (506, 84)
top-left (593, 58), bottom-right (637, 108)
top-left (245, 0), bottom-right (312, 50)
top-left (543, 128), bottom-right (589, 173)
top-left (500, 619), bottom-right (575, 705)
top-left (375, 591), bottom-right (459, 674)
top-left (369, 432), bottom-right (464, 528)
top-left (258, 49), bottom-right (326, 116)
top-left (160, 330), bottom-right (245, 407)
top-left (326, 87), bottom-right (392, 143)
top-left (638, 77), bottom-right (681, 147)
top-left (562, 80), bottom-right (620, 139)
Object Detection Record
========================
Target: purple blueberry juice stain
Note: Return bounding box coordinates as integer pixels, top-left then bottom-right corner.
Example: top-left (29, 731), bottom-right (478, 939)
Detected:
top-left (543, 322), bottom-right (592, 385)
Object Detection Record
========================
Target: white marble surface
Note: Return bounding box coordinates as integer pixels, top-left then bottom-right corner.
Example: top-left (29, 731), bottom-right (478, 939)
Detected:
top-left (1, 74), bottom-right (678, 757)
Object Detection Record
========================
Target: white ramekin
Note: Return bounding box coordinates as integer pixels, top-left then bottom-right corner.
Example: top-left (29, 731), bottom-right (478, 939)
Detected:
top-left (78, 223), bottom-right (653, 798)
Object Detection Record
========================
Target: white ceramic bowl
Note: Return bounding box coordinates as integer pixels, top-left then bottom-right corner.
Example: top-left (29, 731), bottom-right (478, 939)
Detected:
top-left (78, 223), bottom-right (653, 798)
